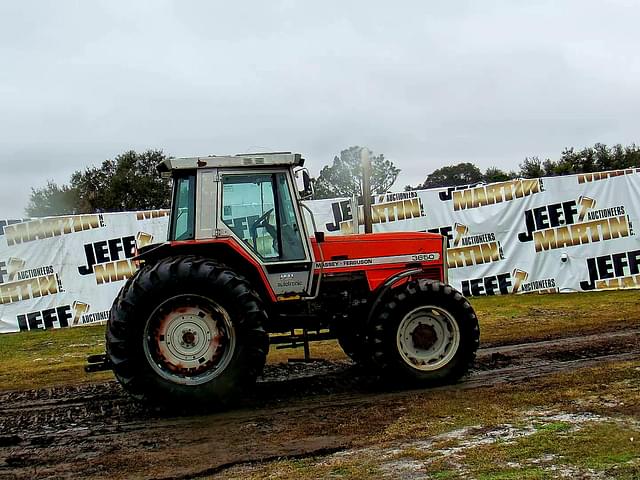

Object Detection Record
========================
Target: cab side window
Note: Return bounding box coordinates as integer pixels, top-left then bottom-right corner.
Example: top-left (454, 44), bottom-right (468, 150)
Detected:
top-left (171, 174), bottom-right (195, 241)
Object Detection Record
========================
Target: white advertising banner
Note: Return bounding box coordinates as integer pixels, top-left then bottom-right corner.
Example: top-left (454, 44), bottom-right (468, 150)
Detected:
top-left (0, 210), bottom-right (170, 334)
top-left (1, 169), bottom-right (639, 334)
top-left (308, 169), bottom-right (640, 298)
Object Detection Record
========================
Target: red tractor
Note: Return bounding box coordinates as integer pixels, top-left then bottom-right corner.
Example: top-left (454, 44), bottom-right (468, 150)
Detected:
top-left (102, 152), bottom-right (479, 407)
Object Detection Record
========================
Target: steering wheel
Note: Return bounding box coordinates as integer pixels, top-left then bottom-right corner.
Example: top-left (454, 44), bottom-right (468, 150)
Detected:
top-left (249, 208), bottom-right (277, 251)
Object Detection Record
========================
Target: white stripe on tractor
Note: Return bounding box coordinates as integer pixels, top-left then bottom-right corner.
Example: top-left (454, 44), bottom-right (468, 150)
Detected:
top-left (315, 253), bottom-right (440, 270)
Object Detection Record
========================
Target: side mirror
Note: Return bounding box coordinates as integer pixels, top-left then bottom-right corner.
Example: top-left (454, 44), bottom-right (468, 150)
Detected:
top-left (295, 168), bottom-right (314, 199)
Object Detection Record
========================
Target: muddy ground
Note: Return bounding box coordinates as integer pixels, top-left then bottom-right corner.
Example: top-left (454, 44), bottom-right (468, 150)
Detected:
top-left (0, 327), bottom-right (638, 480)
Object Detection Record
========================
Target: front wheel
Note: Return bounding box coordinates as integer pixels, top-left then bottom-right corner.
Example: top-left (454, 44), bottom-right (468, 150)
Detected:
top-left (368, 279), bottom-right (479, 385)
top-left (336, 327), bottom-right (370, 367)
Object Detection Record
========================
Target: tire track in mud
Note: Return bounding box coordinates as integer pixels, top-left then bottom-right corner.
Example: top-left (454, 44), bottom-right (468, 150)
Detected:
top-left (0, 328), bottom-right (638, 424)
top-left (0, 327), bottom-right (638, 480)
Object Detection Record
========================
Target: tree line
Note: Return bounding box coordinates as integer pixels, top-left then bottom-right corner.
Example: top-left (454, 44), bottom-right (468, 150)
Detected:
top-left (26, 150), bottom-right (171, 217)
top-left (25, 143), bottom-right (639, 216)
top-left (405, 143), bottom-right (640, 190)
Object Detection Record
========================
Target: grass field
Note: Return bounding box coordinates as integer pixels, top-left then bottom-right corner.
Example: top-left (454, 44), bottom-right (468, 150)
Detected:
top-left (0, 289), bottom-right (638, 392)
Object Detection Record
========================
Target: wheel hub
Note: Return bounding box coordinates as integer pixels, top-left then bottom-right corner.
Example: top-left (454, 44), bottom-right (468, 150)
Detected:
top-left (411, 323), bottom-right (438, 350)
top-left (158, 310), bottom-right (222, 373)
top-left (180, 330), bottom-right (197, 348)
top-left (396, 305), bottom-right (461, 371)
top-left (143, 296), bottom-right (236, 386)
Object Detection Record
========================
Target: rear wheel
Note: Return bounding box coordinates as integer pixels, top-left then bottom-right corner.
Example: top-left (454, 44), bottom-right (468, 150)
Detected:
top-left (368, 279), bottom-right (479, 385)
top-left (106, 255), bottom-right (269, 408)
top-left (142, 294), bottom-right (237, 387)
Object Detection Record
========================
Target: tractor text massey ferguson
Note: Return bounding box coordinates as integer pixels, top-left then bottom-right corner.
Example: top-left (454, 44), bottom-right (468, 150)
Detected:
top-left (95, 153), bottom-right (480, 407)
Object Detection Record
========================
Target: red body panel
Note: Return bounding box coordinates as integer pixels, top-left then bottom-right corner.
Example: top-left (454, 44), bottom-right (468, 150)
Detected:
top-left (312, 232), bottom-right (444, 291)
top-left (170, 231), bottom-right (445, 300)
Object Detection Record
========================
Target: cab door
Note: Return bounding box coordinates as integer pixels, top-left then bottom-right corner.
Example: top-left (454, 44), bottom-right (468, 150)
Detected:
top-left (216, 169), bottom-right (315, 299)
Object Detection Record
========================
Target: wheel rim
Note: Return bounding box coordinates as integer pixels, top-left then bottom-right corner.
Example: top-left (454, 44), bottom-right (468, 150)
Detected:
top-left (143, 294), bottom-right (236, 386)
top-left (396, 305), bottom-right (460, 371)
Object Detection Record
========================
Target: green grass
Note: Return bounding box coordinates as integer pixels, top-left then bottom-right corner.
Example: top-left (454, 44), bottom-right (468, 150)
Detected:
top-left (430, 470), bottom-right (461, 479)
top-left (214, 359), bottom-right (640, 479)
top-left (476, 468), bottom-right (549, 480)
top-left (0, 324), bottom-right (110, 390)
top-left (534, 421), bottom-right (571, 433)
top-left (463, 421), bottom-right (640, 479)
top-left (471, 289), bottom-right (640, 346)
top-left (0, 289), bottom-right (638, 391)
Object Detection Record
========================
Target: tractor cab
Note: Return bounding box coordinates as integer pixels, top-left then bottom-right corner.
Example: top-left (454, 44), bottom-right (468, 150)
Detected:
top-left (156, 153), bottom-right (319, 300)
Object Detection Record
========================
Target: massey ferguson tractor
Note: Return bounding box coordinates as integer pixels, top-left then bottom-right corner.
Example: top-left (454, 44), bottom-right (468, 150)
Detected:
top-left (98, 152), bottom-right (480, 407)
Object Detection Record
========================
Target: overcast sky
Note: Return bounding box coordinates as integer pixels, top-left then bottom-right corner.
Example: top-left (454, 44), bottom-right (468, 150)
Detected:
top-left (1, 0), bottom-right (639, 218)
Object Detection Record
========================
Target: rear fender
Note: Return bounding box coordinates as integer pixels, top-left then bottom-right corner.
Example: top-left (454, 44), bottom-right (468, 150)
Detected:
top-left (133, 240), bottom-right (277, 303)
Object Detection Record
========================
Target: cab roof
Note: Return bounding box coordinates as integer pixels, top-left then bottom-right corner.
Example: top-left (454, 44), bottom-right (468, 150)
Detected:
top-left (157, 152), bottom-right (304, 174)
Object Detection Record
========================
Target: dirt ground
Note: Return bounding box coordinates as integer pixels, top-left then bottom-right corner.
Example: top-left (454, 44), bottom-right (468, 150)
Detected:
top-left (0, 323), bottom-right (638, 479)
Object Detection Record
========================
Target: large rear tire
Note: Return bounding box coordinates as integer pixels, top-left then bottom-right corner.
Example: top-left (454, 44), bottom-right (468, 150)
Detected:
top-left (106, 255), bottom-right (269, 408)
top-left (368, 279), bottom-right (479, 385)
